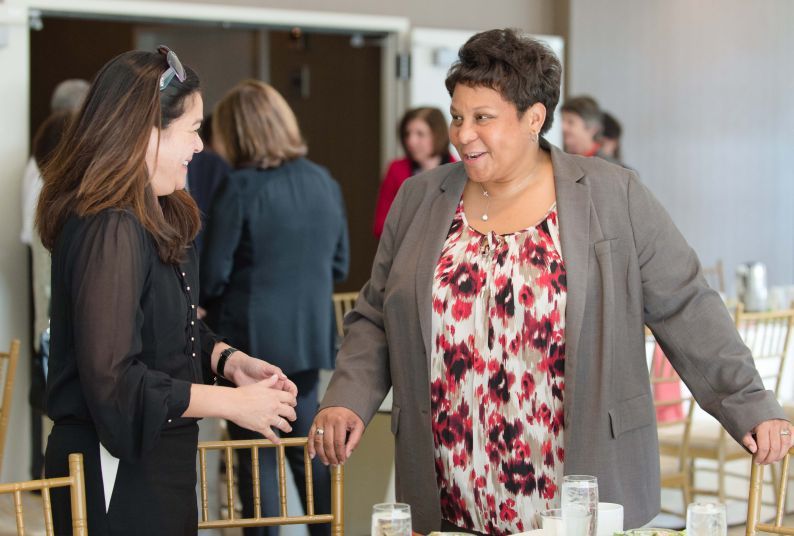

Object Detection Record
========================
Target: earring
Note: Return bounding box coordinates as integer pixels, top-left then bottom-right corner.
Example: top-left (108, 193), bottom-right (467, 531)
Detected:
top-left (530, 131), bottom-right (539, 143)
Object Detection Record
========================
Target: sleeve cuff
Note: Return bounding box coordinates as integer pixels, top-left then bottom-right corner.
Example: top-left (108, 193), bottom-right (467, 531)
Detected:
top-left (166, 378), bottom-right (192, 420)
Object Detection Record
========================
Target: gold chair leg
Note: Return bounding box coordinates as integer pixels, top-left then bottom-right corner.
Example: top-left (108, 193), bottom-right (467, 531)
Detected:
top-left (746, 461), bottom-right (762, 536)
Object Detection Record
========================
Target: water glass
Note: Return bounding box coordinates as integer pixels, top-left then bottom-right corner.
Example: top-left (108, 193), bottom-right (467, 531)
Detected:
top-left (562, 475), bottom-right (599, 536)
top-left (371, 502), bottom-right (412, 536)
top-left (686, 501), bottom-right (727, 536)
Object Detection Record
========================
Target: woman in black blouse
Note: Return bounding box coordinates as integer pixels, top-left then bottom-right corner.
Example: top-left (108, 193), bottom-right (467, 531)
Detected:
top-left (36, 48), bottom-right (298, 535)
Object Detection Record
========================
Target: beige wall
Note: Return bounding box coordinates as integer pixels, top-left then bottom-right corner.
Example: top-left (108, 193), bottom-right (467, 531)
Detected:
top-left (568, 0), bottom-right (794, 291)
top-left (129, 0), bottom-right (562, 34)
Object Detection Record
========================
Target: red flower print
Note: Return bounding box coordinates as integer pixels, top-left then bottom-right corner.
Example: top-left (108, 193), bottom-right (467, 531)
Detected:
top-left (430, 203), bottom-right (567, 535)
top-left (452, 299), bottom-right (473, 321)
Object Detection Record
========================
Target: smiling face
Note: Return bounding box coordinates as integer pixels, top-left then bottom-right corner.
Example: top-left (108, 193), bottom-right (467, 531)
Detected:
top-left (147, 92), bottom-right (204, 196)
top-left (449, 84), bottom-right (544, 184)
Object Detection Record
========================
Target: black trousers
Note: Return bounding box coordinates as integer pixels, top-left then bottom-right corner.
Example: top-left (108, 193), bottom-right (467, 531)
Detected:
top-left (45, 422), bottom-right (199, 536)
top-left (227, 369), bottom-right (331, 536)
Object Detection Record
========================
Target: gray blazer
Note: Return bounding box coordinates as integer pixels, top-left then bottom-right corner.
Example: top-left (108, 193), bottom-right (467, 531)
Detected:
top-left (320, 143), bottom-right (785, 531)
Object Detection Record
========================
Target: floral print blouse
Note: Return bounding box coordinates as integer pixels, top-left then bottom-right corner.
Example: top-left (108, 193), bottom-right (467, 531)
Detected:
top-left (430, 201), bottom-right (568, 535)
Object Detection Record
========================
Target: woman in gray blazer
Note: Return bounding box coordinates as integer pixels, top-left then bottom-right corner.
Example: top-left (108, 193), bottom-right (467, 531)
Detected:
top-left (309, 29), bottom-right (791, 534)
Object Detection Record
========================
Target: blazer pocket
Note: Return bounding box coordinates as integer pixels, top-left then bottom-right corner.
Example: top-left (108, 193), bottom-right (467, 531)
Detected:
top-left (594, 238), bottom-right (618, 258)
top-left (609, 393), bottom-right (654, 438)
top-left (391, 404), bottom-right (401, 435)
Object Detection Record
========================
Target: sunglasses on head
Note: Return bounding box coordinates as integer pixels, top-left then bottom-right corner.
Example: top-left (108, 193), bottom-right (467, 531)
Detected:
top-left (157, 45), bottom-right (186, 91)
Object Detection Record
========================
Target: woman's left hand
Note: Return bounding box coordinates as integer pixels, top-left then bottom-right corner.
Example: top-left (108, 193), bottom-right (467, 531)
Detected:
top-left (742, 419), bottom-right (792, 464)
top-left (226, 351), bottom-right (297, 395)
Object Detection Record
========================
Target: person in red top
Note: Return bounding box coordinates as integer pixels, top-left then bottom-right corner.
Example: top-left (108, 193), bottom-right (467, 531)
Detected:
top-left (373, 107), bottom-right (456, 238)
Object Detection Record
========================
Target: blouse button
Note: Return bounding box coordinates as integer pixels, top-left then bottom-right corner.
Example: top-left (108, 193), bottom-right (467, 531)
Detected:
top-left (186, 287), bottom-right (191, 292)
top-left (191, 304), bottom-right (195, 309)
top-left (181, 272), bottom-right (186, 277)
top-left (191, 321), bottom-right (195, 325)
top-left (168, 419), bottom-right (172, 423)
top-left (191, 336), bottom-right (195, 341)
top-left (192, 352), bottom-right (196, 357)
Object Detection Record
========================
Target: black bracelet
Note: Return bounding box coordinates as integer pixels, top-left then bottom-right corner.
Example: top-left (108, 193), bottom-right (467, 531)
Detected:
top-left (217, 346), bottom-right (238, 380)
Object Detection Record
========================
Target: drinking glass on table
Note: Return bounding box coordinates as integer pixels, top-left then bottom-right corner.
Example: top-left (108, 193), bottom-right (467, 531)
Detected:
top-left (562, 475), bottom-right (598, 536)
top-left (686, 501), bottom-right (727, 536)
top-left (371, 502), bottom-right (412, 536)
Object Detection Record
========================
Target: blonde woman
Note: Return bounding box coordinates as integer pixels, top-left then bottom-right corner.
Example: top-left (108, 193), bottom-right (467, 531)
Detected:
top-left (200, 80), bottom-right (349, 536)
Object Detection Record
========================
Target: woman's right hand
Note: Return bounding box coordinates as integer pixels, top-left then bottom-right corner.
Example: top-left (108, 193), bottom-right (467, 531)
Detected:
top-left (229, 375), bottom-right (297, 443)
top-left (307, 407), bottom-right (365, 465)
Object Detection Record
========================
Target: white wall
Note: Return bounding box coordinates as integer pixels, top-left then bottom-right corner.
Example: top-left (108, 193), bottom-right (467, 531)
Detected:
top-left (568, 0), bottom-right (794, 294)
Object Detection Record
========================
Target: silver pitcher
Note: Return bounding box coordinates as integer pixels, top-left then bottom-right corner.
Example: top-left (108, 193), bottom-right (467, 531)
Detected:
top-left (736, 262), bottom-right (768, 312)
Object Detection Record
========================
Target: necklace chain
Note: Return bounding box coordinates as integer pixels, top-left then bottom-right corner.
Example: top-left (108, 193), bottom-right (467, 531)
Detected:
top-left (478, 183), bottom-right (491, 221)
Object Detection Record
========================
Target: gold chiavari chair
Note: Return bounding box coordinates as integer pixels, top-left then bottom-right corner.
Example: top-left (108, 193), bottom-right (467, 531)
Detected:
top-left (0, 453), bottom-right (87, 536)
top-left (197, 437), bottom-right (344, 534)
top-left (650, 340), bottom-right (696, 514)
top-left (662, 305), bottom-right (794, 503)
top-left (0, 339), bottom-right (20, 473)
top-left (746, 446), bottom-right (794, 536)
top-left (332, 292), bottom-right (359, 341)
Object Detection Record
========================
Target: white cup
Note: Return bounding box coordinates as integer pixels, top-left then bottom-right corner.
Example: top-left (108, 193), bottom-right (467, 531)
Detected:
top-left (597, 503), bottom-right (624, 536)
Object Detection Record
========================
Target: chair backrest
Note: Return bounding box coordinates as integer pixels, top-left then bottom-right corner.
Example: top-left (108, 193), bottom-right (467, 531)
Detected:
top-left (332, 292), bottom-right (359, 340)
top-left (746, 446), bottom-right (793, 536)
top-left (197, 437), bottom-right (343, 534)
top-left (734, 304), bottom-right (794, 396)
top-left (0, 339), bottom-right (20, 472)
top-left (702, 259), bottom-right (725, 293)
top-left (0, 452), bottom-right (87, 535)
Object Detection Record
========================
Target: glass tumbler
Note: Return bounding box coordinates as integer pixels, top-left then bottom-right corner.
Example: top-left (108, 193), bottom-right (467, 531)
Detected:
top-left (371, 502), bottom-right (412, 536)
top-left (561, 475), bottom-right (599, 536)
top-left (686, 501), bottom-right (727, 536)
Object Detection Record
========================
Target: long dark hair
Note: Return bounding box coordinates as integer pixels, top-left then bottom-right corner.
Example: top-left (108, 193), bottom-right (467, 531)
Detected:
top-left (36, 49), bottom-right (201, 264)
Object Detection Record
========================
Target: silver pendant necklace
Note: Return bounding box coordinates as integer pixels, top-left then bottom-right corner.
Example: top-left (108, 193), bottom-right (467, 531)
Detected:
top-left (478, 183), bottom-right (490, 221)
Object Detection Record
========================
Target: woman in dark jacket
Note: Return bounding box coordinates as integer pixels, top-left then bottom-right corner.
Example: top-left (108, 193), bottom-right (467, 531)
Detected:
top-left (200, 79), bottom-right (349, 536)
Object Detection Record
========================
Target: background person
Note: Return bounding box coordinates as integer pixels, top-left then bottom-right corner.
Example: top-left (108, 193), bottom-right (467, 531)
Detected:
top-left (200, 79), bottom-right (349, 536)
top-left (372, 106), bottom-right (456, 239)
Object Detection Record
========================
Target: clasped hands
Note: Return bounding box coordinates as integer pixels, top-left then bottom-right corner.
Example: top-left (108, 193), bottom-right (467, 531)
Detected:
top-left (221, 347), bottom-right (298, 444)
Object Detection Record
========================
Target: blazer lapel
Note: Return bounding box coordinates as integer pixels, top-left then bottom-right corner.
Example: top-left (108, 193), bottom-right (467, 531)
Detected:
top-left (549, 145), bottom-right (590, 427)
top-left (416, 165), bottom-right (468, 371)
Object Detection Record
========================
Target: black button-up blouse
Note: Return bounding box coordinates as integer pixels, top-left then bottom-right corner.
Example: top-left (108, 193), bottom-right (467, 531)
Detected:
top-left (46, 209), bottom-right (222, 462)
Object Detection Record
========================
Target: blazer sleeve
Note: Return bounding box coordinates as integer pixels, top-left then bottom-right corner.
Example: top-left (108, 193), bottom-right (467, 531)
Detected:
top-left (628, 172), bottom-right (786, 444)
top-left (319, 181), bottom-right (412, 424)
top-left (200, 174), bottom-right (243, 304)
top-left (70, 211), bottom-right (192, 461)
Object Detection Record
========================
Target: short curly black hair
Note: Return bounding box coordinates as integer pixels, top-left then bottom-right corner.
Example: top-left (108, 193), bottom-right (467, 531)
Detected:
top-left (445, 28), bottom-right (562, 135)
